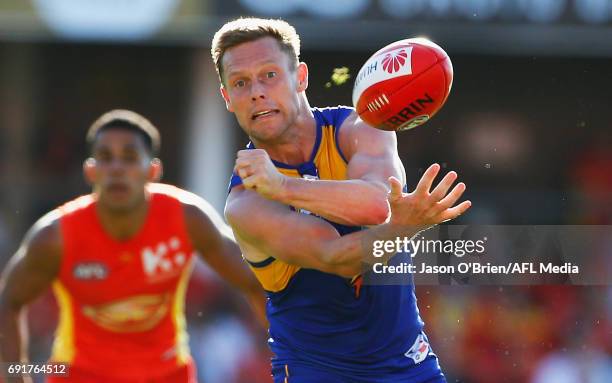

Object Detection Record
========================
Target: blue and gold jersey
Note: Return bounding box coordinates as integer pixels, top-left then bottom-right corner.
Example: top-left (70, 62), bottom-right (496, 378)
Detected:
top-left (229, 107), bottom-right (442, 382)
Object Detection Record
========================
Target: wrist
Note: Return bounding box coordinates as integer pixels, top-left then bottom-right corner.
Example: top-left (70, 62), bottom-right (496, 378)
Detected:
top-left (272, 175), bottom-right (292, 203)
top-left (385, 222), bottom-right (430, 240)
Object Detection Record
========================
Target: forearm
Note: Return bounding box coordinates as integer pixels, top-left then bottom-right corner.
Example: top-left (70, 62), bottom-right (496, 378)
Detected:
top-left (229, 262), bottom-right (268, 328)
top-left (0, 306), bottom-right (27, 363)
top-left (245, 290), bottom-right (268, 329)
top-left (319, 223), bottom-right (426, 276)
top-left (277, 178), bottom-right (389, 226)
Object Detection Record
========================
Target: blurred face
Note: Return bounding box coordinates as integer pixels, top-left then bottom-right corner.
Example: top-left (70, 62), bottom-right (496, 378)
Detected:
top-left (220, 37), bottom-right (308, 143)
top-left (85, 129), bottom-right (156, 213)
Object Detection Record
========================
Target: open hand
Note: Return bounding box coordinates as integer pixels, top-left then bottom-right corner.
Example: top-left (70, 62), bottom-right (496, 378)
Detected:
top-left (387, 163), bottom-right (471, 227)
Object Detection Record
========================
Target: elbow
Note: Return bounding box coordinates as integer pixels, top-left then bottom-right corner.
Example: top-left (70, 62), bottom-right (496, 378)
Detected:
top-left (223, 204), bottom-right (234, 224)
top-left (224, 203), bottom-right (240, 229)
top-left (361, 199), bottom-right (390, 225)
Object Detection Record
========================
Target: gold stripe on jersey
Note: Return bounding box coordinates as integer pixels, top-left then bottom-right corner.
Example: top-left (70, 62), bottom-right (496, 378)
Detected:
top-left (248, 261), bottom-right (301, 293)
top-left (172, 258), bottom-right (194, 365)
top-left (50, 281), bottom-right (76, 363)
top-left (315, 124), bottom-right (349, 180)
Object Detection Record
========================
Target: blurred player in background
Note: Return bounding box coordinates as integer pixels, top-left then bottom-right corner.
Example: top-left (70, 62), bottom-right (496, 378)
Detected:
top-left (0, 110), bottom-right (266, 383)
top-left (212, 18), bottom-right (471, 382)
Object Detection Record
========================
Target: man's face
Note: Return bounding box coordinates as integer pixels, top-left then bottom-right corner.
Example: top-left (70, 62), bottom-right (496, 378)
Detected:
top-left (220, 37), bottom-right (307, 143)
top-left (87, 129), bottom-right (153, 212)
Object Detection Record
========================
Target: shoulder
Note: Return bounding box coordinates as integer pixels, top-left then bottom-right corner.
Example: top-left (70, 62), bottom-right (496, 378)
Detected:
top-left (148, 182), bottom-right (195, 203)
top-left (57, 194), bottom-right (95, 218)
top-left (149, 183), bottom-right (229, 240)
top-left (312, 105), bottom-right (354, 127)
top-left (30, 210), bottom-right (62, 245)
top-left (22, 210), bottom-right (63, 268)
top-left (148, 183), bottom-right (213, 217)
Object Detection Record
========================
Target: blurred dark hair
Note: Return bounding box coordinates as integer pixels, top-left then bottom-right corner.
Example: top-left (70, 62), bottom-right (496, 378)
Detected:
top-left (86, 109), bottom-right (161, 156)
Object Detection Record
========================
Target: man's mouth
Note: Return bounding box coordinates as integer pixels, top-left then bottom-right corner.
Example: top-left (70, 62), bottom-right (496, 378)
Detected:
top-left (251, 109), bottom-right (279, 120)
top-left (107, 183), bottom-right (129, 193)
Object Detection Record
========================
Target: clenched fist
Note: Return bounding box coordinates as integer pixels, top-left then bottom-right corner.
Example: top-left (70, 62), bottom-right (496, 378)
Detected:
top-left (234, 149), bottom-right (288, 200)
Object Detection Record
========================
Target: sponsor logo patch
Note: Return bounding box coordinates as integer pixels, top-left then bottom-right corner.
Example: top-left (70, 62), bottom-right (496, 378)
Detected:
top-left (73, 262), bottom-right (108, 280)
top-left (404, 333), bottom-right (430, 364)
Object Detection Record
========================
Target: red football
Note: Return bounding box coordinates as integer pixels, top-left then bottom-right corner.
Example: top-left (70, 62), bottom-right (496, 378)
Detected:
top-left (352, 38), bottom-right (453, 131)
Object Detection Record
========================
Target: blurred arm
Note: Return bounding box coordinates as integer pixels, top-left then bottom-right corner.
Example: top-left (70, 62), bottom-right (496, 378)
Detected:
top-left (0, 213), bottom-right (61, 383)
top-left (182, 198), bottom-right (267, 328)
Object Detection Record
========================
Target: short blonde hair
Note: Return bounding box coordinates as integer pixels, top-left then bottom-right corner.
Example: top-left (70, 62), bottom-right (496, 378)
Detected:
top-left (211, 17), bottom-right (301, 84)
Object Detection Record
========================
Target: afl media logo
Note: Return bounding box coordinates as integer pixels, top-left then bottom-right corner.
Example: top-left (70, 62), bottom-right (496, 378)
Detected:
top-left (73, 262), bottom-right (108, 280)
top-left (382, 49), bottom-right (409, 74)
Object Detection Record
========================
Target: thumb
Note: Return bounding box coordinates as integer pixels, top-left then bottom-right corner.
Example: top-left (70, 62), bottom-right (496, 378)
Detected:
top-left (387, 176), bottom-right (403, 203)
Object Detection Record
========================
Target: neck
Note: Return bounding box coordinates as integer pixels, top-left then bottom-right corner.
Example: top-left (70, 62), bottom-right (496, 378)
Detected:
top-left (252, 94), bottom-right (316, 165)
top-left (95, 191), bottom-right (150, 241)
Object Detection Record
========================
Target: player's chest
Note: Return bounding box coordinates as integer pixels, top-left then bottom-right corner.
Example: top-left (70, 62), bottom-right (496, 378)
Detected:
top-left (62, 232), bottom-right (195, 303)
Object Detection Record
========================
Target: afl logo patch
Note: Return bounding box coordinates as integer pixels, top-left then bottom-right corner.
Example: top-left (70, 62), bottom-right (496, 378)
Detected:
top-left (73, 262), bottom-right (108, 280)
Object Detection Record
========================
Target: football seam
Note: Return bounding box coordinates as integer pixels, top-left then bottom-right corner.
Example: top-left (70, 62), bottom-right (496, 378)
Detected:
top-left (357, 55), bottom-right (450, 117)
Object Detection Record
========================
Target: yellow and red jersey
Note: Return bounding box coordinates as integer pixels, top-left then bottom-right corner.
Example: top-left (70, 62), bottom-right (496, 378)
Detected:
top-left (49, 184), bottom-right (197, 382)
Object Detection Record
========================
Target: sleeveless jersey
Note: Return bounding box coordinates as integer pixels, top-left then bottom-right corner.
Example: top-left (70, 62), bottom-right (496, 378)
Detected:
top-left (50, 183), bottom-right (196, 381)
top-left (229, 107), bottom-right (442, 381)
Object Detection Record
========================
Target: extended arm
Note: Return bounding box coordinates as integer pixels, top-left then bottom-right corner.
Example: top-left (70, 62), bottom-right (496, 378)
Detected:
top-left (182, 196), bottom-right (267, 327)
top-left (234, 112), bottom-right (405, 226)
top-left (226, 164), bottom-right (471, 278)
top-left (0, 213), bottom-right (62, 383)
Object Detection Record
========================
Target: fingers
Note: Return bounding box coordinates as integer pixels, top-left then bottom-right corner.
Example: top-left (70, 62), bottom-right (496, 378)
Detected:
top-left (236, 167), bottom-right (250, 180)
top-left (235, 149), bottom-right (268, 178)
top-left (237, 149), bottom-right (249, 158)
top-left (437, 182), bottom-right (466, 210)
top-left (430, 171), bottom-right (457, 201)
top-left (414, 163), bottom-right (440, 196)
top-left (235, 151), bottom-right (265, 178)
top-left (440, 200), bottom-right (472, 222)
top-left (387, 176), bottom-right (403, 203)
top-left (237, 148), bottom-right (266, 158)
top-left (241, 175), bottom-right (258, 190)
top-left (234, 159), bottom-right (251, 179)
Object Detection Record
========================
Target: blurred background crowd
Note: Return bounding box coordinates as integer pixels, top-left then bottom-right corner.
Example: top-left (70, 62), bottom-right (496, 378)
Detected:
top-left (0, 1), bottom-right (610, 382)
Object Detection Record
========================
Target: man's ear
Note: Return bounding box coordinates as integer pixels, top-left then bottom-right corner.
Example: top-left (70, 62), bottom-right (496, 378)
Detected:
top-left (220, 86), bottom-right (233, 112)
top-left (297, 62), bottom-right (309, 92)
top-left (83, 158), bottom-right (96, 186)
top-left (149, 158), bottom-right (163, 182)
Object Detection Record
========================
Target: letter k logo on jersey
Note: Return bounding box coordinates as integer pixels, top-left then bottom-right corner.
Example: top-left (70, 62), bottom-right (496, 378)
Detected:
top-left (141, 237), bottom-right (187, 279)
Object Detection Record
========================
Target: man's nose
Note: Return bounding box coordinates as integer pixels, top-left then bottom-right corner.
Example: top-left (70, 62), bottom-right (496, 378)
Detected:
top-left (250, 80), bottom-right (266, 101)
top-left (109, 158), bottom-right (126, 173)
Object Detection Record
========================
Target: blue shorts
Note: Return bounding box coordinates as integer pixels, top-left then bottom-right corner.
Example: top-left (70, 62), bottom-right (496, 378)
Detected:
top-left (272, 355), bottom-right (446, 383)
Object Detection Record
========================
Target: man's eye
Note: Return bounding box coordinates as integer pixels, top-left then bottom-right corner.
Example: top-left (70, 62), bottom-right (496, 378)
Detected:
top-left (96, 154), bottom-right (111, 162)
top-left (266, 72), bottom-right (276, 79)
top-left (124, 155), bottom-right (139, 163)
top-left (235, 80), bottom-right (246, 88)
